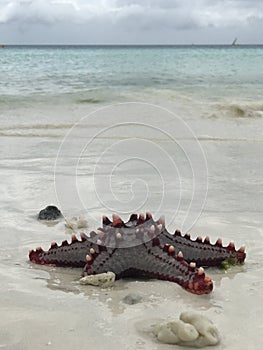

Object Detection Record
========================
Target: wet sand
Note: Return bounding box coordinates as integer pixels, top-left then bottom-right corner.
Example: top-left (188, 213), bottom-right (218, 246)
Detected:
top-left (0, 189), bottom-right (262, 350)
top-left (1, 101), bottom-right (263, 350)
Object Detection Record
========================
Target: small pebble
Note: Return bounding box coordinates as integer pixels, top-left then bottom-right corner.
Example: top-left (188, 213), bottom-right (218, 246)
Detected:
top-left (122, 293), bottom-right (143, 305)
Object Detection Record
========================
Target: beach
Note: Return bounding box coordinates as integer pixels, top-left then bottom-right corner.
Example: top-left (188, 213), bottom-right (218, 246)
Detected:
top-left (0, 46), bottom-right (263, 349)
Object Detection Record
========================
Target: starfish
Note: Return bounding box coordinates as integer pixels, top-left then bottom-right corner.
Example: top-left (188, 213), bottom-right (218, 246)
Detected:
top-left (29, 213), bottom-right (246, 295)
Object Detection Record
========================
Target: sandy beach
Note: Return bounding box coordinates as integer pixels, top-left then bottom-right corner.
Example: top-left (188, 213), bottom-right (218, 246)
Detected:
top-left (1, 45), bottom-right (263, 349)
top-left (1, 98), bottom-right (263, 349)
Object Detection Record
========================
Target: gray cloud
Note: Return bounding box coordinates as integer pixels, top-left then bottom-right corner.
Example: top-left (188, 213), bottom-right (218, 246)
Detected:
top-left (0, 0), bottom-right (262, 44)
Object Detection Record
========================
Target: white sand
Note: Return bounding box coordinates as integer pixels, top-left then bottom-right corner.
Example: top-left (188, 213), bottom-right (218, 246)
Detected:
top-left (1, 101), bottom-right (263, 349)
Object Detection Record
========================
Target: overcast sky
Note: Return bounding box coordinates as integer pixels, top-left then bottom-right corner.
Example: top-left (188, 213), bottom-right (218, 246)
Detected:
top-left (0, 0), bottom-right (263, 44)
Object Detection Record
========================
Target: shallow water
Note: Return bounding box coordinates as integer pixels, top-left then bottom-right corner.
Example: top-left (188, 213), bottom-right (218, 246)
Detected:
top-left (1, 46), bottom-right (263, 349)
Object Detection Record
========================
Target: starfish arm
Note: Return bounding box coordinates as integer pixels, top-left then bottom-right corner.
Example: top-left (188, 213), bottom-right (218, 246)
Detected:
top-left (29, 234), bottom-right (91, 267)
top-left (159, 229), bottom-right (246, 267)
top-left (84, 240), bottom-right (213, 295)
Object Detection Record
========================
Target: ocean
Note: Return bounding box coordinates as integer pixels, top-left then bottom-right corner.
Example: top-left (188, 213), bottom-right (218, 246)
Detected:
top-left (1, 45), bottom-right (263, 101)
top-left (0, 45), bottom-right (263, 349)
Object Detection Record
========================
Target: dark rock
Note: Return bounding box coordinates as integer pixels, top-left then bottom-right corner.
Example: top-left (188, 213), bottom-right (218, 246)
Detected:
top-left (38, 206), bottom-right (62, 220)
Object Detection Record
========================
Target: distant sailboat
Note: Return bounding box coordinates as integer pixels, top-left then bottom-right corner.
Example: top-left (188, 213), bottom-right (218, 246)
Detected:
top-left (231, 38), bottom-right (238, 46)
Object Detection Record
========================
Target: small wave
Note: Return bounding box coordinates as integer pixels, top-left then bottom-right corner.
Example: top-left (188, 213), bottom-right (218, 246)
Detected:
top-left (213, 102), bottom-right (263, 119)
top-left (0, 131), bottom-right (61, 138)
top-left (0, 88), bottom-right (108, 108)
top-left (0, 122), bottom-right (110, 138)
top-left (0, 123), bottom-right (74, 131)
top-left (0, 123), bottom-right (106, 132)
top-left (0, 123), bottom-right (73, 137)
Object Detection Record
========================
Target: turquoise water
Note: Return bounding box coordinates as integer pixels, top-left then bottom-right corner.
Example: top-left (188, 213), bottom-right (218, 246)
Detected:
top-left (1, 45), bottom-right (263, 101)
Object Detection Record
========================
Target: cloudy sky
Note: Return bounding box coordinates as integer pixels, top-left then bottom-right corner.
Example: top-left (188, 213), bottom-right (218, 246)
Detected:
top-left (0, 0), bottom-right (263, 44)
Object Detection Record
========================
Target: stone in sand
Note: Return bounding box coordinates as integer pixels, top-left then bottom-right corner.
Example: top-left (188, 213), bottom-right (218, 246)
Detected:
top-left (122, 293), bottom-right (143, 305)
top-left (38, 206), bottom-right (62, 220)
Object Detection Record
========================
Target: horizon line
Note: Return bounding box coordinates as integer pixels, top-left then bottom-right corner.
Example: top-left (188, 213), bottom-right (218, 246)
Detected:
top-left (2, 43), bottom-right (263, 47)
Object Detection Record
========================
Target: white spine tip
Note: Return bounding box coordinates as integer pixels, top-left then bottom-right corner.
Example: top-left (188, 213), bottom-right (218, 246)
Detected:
top-left (97, 239), bottom-right (102, 245)
top-left (157, 224), bottom-right (163, 231)
top-left (86, 254), bottom-right (92, 262)
top-left (90, 248), bottom-right (95, 255)
top-left (177, 251), bottom-right (184, 259)
top-left (190, 262), bottom-right (196, 269)
top-left (168, 245), bottom-right (175, 253)
top-left (149, 224), bottom-right (155, 234)
top-left (116, 232), bottom-right (122, 240)
top-left (198, 267), bottom-right (205, 275)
